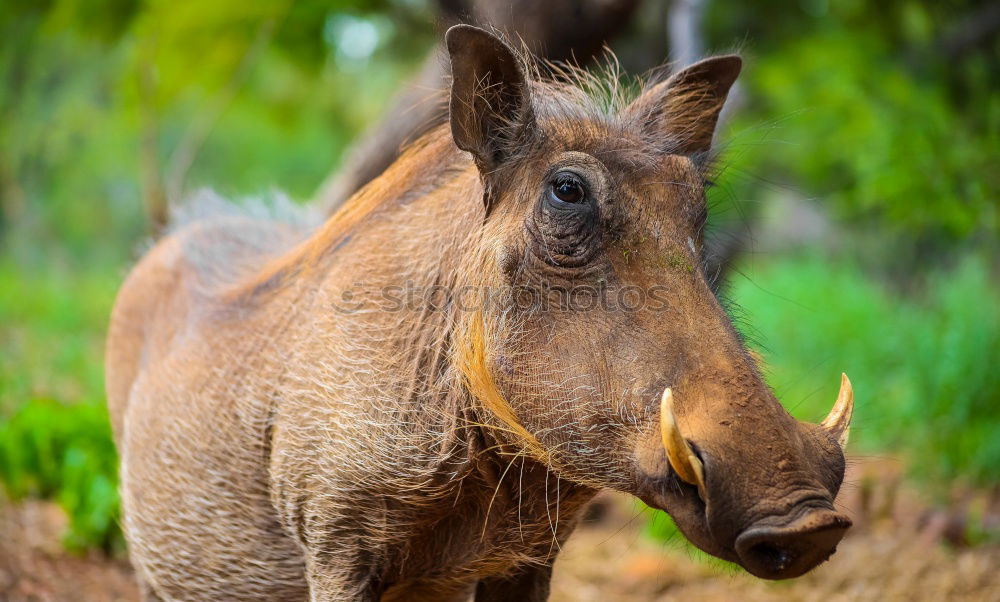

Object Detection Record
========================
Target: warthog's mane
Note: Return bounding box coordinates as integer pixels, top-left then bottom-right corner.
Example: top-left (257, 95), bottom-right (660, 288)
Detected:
top-left (474, 34), bottom-right (727, 171)
top-left (165, 190), bottom-right (322, 297)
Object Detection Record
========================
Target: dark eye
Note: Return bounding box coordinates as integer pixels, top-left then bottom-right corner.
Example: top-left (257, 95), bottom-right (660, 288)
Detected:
top-left (549, 173), bottom-right (586, 204)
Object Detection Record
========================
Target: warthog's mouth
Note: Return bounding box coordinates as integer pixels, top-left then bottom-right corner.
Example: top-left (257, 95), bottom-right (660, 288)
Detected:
top-left (638, 477), bottom-right (852, 580)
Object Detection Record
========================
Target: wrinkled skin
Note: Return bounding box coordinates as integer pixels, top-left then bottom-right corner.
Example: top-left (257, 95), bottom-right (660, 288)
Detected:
top-left (106, 25), bottom-right (851, 602)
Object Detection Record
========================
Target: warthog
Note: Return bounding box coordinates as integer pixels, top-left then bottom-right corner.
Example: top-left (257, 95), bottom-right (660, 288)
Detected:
top-left (106, 25), bottom-right (854, 602)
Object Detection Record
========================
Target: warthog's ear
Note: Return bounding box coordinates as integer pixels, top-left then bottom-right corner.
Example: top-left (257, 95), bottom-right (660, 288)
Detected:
top-left (627, 55), bottom-right (742, 156)
top-left (446, 25), bottom-right (533, 176)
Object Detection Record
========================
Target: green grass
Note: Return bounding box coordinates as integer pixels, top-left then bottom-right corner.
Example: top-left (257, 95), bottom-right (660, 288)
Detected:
top-left (0, 260), bottom-right (122, 552)
top-left (0, 260), bottom-right (118, 408)
top-left (0, 398), bottom-right (121, 552)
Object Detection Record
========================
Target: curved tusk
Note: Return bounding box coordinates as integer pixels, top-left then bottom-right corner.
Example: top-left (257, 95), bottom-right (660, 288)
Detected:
top-left (821, 373), bottom-right (854, 449)
top-left (660, 388), bottom-right (706, 498)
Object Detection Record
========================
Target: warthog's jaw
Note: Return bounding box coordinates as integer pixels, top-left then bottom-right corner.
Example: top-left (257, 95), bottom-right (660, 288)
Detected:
top-left (636, 374), bottom-right (856, 579)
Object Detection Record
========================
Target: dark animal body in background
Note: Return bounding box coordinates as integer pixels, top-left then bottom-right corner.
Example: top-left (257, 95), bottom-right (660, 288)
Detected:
top-left (106, 25), bottom-right (854, 601)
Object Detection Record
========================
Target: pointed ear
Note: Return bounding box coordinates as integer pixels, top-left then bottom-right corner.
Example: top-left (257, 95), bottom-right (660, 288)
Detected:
top-left (446, 25), bottom-right (534, 172)
top-left (627, 55), bottom-right (742, 155)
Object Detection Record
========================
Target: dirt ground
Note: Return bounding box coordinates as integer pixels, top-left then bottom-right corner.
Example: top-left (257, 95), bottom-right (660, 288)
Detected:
top-left (2, 461), bottom-right (999, 602)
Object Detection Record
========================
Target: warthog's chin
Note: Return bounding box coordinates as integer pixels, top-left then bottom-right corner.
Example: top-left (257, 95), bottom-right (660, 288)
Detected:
top-left (632, 449), bottom-right (740, 565)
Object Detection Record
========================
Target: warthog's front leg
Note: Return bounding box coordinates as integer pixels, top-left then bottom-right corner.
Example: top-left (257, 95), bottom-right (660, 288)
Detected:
top-left (474, 564), bottom-right (554, 602)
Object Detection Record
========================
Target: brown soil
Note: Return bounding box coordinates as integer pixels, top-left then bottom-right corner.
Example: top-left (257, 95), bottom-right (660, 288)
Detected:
top-left (3, 461), bottom-right (999, 602)
top-left (551, 500), bottom-right (1000, 602)
top-left (0, 502), bottom-right (136, 602)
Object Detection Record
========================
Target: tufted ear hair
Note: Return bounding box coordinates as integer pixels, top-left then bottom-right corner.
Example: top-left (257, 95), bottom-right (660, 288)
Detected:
top-left (626, 55), bottom-right (742, 156)
top-left (446, 24), bottom-right (534, 174)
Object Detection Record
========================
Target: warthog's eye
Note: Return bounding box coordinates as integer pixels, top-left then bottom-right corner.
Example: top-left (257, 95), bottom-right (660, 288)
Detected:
top-left (549, 172), bottom-right (586, 205)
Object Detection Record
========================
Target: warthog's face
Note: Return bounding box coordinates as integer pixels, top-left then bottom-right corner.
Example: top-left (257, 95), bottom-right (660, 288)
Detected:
top-left (447, 26), bottom-right (853, 579)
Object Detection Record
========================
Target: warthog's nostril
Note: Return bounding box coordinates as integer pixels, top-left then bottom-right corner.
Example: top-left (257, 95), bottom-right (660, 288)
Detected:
top-left (747, 541), bottom-right (795, 573)
top-left (735, 509), bottom-right (851, 580)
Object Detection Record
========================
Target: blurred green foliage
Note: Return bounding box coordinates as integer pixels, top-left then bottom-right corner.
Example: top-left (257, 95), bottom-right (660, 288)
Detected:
top-left (706, 0), bottom-right (998, 263)
top-left (0, 0), bottom-right (997, 552)
top-left (736, 32), bottom-right (997, 244)
top-left (0, 0), bottom-right (433, 263)
top-left (0, 260), bottom-right (122, 551)
top-left (731, 253), bottom-right (1000, 487)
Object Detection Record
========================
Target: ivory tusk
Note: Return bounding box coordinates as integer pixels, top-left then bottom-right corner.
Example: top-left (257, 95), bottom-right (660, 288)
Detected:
top-left (660, 387), bottom-right (706, 498)
top-left (821, 373), bottom-right (854, 449)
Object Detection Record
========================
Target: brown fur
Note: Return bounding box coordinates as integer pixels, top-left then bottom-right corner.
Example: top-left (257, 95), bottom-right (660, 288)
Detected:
top-left (107, 26), bottom-right (849, 601)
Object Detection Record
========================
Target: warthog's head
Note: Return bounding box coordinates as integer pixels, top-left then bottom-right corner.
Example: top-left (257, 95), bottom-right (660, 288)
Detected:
top-left (447, 25), bottom-right (853, 579)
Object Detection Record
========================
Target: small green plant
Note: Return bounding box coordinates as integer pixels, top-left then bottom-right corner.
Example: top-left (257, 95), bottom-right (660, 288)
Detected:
top-left (0, 260), bottom-right (123, 552)
top-left (0, 398), bottom-right (122, 553)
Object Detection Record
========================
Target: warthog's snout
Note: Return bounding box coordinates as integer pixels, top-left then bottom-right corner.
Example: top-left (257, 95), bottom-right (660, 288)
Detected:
top-left (735, 508), bottom-right (852, 579)
top-left (638, 374), bottom-right (856, 579)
